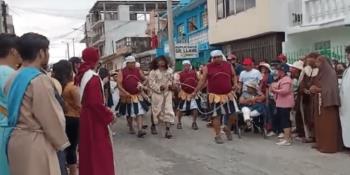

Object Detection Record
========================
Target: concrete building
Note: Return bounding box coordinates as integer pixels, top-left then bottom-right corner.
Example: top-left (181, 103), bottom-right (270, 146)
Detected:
top-left (207, 0), bottom-right (289, 62)
top-left (157, 0), bottom-right (217, 70)
top-left (284, 0), bottom-right (350, 63)
top-left (0, 0), bottom-right (15, 34)
top-left (82, 0), bottom-right (179, 70)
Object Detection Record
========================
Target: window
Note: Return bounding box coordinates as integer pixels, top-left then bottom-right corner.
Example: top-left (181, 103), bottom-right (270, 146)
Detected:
top-left (146, 3), bottom-right (156, 11)
top-left (245, 0), bottom-right (256, 9)
top-left (217, 0), bottom-right (225, 19)
top-left (130, 13), bottom-right (137, 20)
top-left (236, 0), bottom-right (245, 13)
top-left (187, 16), bottom-right (198, 32)
top-left (137, 14), bottom-right (146, 21)
top-left (130, 13), bottom-right (148, 21)
top-left (228, 0), bottom-right (236, 15)
top-left (216, 0), bottom-right (256, 19)
top-left (177, 24), bottom-right (185, 38)
top-left (200, 11), bottom-right (208, 28)
top-left (315, 41), bottom-right (331, 51)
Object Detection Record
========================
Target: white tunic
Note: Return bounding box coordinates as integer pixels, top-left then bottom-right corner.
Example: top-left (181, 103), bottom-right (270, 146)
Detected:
top-left (340, 68), bottom-right (350, 148)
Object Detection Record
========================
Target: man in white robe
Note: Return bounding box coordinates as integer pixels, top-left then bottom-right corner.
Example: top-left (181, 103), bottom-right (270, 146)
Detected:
top-left (340, 46), bottom-right (350, 148)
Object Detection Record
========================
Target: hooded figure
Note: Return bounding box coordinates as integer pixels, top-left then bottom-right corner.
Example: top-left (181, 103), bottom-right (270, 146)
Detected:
top-left (75, 48), bottom-right (116, 175)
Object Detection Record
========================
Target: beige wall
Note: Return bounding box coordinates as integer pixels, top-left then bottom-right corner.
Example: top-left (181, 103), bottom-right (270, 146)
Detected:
top-left (207, 0), bottom-right (289, 44)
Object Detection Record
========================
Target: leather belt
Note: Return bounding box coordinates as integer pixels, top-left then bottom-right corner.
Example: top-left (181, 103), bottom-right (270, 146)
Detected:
top-left (0, 105), bottom-right (8, 116)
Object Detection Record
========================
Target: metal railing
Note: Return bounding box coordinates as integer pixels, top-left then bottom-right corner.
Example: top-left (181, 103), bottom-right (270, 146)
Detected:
top-left (304, 0), bottom-right (348, 25)
top-left (286, 45), bottom-right (348, 63)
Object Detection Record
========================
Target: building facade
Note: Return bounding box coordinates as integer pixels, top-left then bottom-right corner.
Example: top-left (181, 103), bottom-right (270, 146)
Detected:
top-left (0, 0), bottom-right (15, 34)
top-left (157, 0), bottom-right (216, 70)
top-left (207, 0), bottom-right (289, 62)
top-left (284, 0), bottom-right (350, 63)
top-left (82, 0), bottom-right (179, 70)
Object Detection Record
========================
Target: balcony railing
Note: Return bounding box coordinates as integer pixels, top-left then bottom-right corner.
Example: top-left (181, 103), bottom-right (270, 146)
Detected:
top-left (188, 27), bottom-right (209, 49)
top-left (91, 33), bottom-right (105, 46)
top-left (302, 0), bottom-right (350, 25)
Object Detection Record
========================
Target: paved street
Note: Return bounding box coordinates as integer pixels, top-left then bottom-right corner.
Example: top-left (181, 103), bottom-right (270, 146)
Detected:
top-left (113, 115), bottom-right (350, 175)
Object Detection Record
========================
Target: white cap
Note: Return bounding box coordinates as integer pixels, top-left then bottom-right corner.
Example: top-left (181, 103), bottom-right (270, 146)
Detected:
top-left (290, 60), bottom-right (304, 70)
top-left (210, 50), bottom-right (227, 61)
top-left (182, 60), bottom-right (191, 65)
top-left (210, 50), bottom-right (224, 57)
top-left (125, 55), bottom-right (136, 63)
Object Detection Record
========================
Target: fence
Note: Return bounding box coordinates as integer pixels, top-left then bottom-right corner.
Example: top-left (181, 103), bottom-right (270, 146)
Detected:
top-left (286, 45), bottom-right (348, 64)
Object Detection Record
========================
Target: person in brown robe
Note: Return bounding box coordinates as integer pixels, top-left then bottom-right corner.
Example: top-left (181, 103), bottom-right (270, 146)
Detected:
top-left (298, 54), bottom-right (320, 143)
top-left (310, 55), bottom-right (343, 153)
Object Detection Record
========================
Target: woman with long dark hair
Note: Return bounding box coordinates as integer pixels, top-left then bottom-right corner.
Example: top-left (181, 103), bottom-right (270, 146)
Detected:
top-left (68, 57), bottom-right (82, 75)
top-left (99, 68), bottom-right (114, 108)
top-left (52, 60), bottom-right (81, 175)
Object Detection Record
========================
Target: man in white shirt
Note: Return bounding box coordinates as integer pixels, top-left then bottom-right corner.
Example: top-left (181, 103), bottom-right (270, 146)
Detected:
top-left (239, 57), bottom-right (262, 92)
top-left (340, 45), bottom-right (350, 148)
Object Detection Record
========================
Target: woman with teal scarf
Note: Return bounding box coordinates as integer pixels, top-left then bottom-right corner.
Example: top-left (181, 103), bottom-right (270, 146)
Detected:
top-left (0, 33), bottom-right (21, 175)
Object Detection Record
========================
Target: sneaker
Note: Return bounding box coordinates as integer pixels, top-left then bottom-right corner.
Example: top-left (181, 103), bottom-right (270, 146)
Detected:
top-left (165, 130), bottom-right (173, 139)
top-left (246, 120), bottom-right (253, 129)
top-left (223, 128), bottom-right (233, 141)
top-left (151, 125), bottom-right (158, 135)
top-left (266, 132), bottom-right (276, 137)
top-left (177, 123), bottom-right (183, 129)
top-left (192, 122), bottom-right (199, 130)
top-left (129, 128), bottom-right (136, 135)
top-left (137, 130), bottom-right (147, 138)
top-left (215, 136), bottom-right (224, 144)
top-left (276, 139), bottom-right (292, 146)
top-left (277, 133), bottom-right (284, 139)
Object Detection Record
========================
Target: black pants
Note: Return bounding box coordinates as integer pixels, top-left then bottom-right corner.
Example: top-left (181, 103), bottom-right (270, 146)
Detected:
top-left (65, 116), bottom-right (79, 165)
top-left (277, 107), bottom-right (292, 129)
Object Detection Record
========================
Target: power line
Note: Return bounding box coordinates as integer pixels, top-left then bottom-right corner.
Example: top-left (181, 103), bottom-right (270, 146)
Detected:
top-left (12, 6), bottom-right (86, 20)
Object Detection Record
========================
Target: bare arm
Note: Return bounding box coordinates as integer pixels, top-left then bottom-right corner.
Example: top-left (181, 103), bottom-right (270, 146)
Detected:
top-left (194, 66), bottom-right (208, 94)
top-left (139, 69), bottom-right (146, 82)
top-left (231, 65), bottom-right (238, 90)
top-left (255, 94), bottom-right (266, 103)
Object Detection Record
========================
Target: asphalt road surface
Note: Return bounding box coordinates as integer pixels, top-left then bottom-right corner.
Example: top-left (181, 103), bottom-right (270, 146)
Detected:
top-left (112, 116), bottom-right (350, 175)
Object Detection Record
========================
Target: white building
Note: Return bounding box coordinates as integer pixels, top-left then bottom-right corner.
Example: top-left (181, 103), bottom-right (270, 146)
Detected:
top-left (82, 0), bottom-right (179, 70)
top-left (284, 0), bottom-right (350, 63)
top-left (0, 0), bottom-right (15, 34)
top-left (207, 0), bottom-right (289, 61)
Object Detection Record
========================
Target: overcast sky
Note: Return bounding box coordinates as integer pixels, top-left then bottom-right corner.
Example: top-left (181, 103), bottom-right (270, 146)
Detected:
top-left (7, 0), bottom-right (97, 63)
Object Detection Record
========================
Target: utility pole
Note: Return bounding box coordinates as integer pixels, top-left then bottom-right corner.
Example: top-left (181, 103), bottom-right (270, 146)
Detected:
top-left (1, 1), bottom-right (8, 33)
top-left (65, 42), bottom-right (70, 59)
top-left (72, 38), bottom-right (76, 56)
top-left (167, 0), bottom-right (175, 67)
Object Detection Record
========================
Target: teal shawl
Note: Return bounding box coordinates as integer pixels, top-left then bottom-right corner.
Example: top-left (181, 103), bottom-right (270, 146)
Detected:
top-left (0, 67), bottom-right (41, 175)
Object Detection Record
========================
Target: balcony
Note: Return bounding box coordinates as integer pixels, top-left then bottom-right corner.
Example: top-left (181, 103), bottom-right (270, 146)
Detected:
top-left (188, 27), bottom-right (209, 51)
top-left (115, 37), bottom-right (152, 55)
top-left (91, 33), bottom-right (105, 46)
top-left (305, 0), bottom-right (349, 25)
top-left (290, 0), bottom-right (350, 27)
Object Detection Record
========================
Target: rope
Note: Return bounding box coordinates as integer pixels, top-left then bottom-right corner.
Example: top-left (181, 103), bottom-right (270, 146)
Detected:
top-left (138, 81), bottom-right (240, 116)
top-left (174, 82), bottom-right (240, 115)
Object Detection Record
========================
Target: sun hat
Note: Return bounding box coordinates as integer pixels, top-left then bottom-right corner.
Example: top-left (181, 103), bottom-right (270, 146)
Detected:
top-left (289, 60), bottom-right (304, 70)
top-left (258, 62), bottom-right (272, 72)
